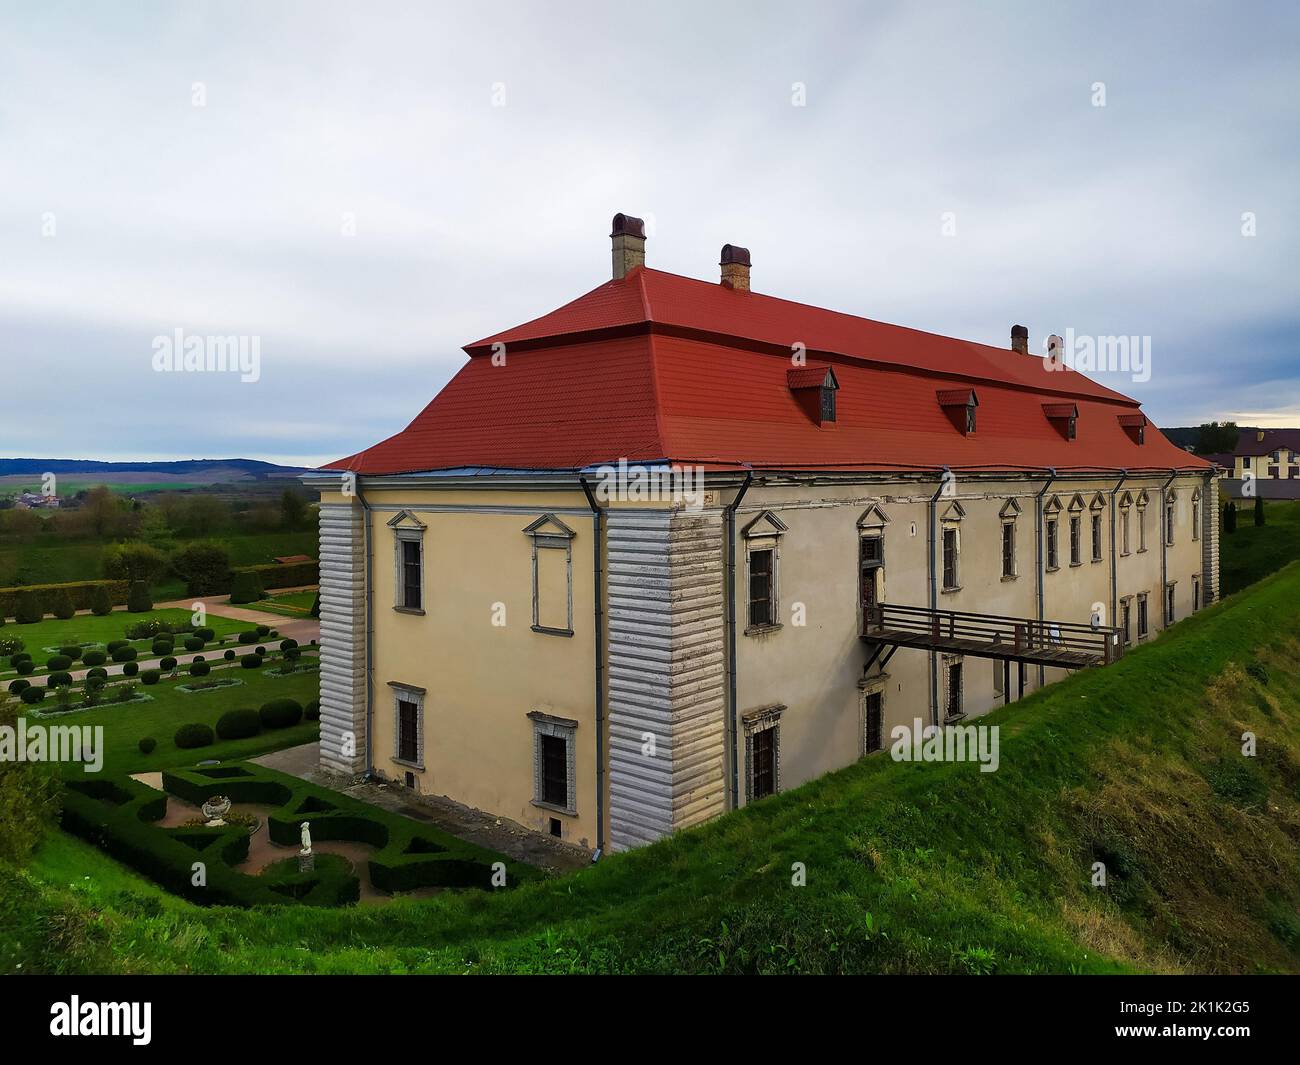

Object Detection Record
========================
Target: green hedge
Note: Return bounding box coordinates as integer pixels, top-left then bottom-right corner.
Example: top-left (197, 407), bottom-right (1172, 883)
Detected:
top-left (0, 580), bottom-right (129, 619)
top-left (241, 560), bottom-right (318, 591)
top-left (163, 763), bottom-right (535, 895)
top-left (60, 775), bottom-right (357, 907)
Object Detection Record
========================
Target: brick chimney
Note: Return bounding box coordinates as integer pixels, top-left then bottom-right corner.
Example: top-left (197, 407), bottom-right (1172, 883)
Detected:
top-left (1011, 324), bottom-right (1029, 355)
top-left (611, 213), bottom-right (646, 280)
top-left (720, 244), bottom-right (752, 291)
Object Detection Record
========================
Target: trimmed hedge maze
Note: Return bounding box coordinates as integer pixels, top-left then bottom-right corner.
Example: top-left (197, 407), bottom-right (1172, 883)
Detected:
top-left (60, 763), bottom-right (536, 906)
top-left (61, 775), bottom-right (356, 907)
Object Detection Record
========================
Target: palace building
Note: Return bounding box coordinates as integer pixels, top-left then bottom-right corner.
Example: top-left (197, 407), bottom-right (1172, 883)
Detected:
top-left (306, 214), bottom-right (1217, 855)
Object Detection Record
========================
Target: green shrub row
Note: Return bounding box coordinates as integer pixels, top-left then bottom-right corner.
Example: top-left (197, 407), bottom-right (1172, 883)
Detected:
top-left (162, 763), bottom-right (536, 895)
top-left (60, 775), bottom-right (358, 907)
top-left (0, 580), bottom-right (130, 620)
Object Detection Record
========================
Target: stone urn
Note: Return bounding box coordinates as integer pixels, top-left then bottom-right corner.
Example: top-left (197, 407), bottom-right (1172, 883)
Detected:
top-left (201, 795), bottom-right (232, 827)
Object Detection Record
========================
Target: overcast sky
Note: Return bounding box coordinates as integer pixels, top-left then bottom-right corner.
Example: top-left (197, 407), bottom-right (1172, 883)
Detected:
top-left (2, 0), bottom-right (1297, 466)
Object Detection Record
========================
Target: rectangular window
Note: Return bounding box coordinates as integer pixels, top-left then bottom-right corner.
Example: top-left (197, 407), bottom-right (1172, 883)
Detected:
top-left (1165, 503), bottom-right (1175, 546)
top-left (820, 386), bottom-right (836, 423)
top-left (1001, 522), bottom-right (1015, 578)
top-left (946, 662), bottom-right (963, 719)
top-left (863, 691), bottom-right (883, 754)
top-left (1267, 466), bottom-right (1279, 478)
top-left (751, 728), bottom-right (776, 799)
top-left (1166, 583), bottom-right (1176, 624)
top-left (1137, 594), bottom-right (1149, 637)
top-left (1046, 519), bottom-right (1059, 570)
top-left (1069, 516), bottom-right (1081, 565)
top-left (540, 734), bottom-right (568, 808)
top-left (1193, 576), bottom-right (1200, 612)
top-left (942, 527), bottom-right (958, 589)
top-left (1091, 514), bottom-right (1103, 562)
top-left (1192, 499), bottom-right (1200, 540)
top-left (860, 535), bottom-right (883, 621)
top-left (1121, 508), bottom-right (1131, 554)
top-left (1121, 600), bottom-right (1132, 645)
top-left (748, 548), bottom-right (775, 628)
top-left (401, 539), bottom-right (422, 610)
top-left (397, 698), bottom-right (419, 764)
top-left (1138, 507), bottom-right (1148, 551)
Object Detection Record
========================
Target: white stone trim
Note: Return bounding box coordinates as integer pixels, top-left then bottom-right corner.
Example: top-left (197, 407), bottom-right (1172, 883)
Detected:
top-left (529, 710), bottom-right (577, 815)
top-left (318, 502), bottom-right (367, 776)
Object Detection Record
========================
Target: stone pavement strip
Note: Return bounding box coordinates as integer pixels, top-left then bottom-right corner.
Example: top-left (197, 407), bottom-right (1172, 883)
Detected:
top-left (252, 743), bottom-right (593, 875)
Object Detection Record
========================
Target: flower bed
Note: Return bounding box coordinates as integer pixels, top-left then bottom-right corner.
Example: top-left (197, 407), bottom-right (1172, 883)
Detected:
top-left (175, 678), bottom-right (245, 695)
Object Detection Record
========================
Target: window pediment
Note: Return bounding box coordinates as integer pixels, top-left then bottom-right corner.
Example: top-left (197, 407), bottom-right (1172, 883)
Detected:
top-left (386, 509), bottom-right (426, 530)
top-left (856, 503), bottom-right (891, 529)
top-left (742, 510), bottom-right (788, 540)
top-left (939, 500), bottom-right (965, 523)
top-left (1090, 492), bottom-right (1107, 511)
top-left (998, 498), bottom-right (1022, 520)
top-left (523, 514), bottom-right (576, 541)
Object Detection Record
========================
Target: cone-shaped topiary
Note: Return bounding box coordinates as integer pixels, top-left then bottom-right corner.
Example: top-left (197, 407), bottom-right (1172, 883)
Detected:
top-left (127, 580), bottom-right (153, 613)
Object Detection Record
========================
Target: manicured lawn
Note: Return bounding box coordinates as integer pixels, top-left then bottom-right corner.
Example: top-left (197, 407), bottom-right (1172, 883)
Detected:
top-left (28, 665), bottom-right (320, 777)
top-left (244, 589), bottom-right (317, 618)
top-left (1220, 498), bottom-right (1300, 594)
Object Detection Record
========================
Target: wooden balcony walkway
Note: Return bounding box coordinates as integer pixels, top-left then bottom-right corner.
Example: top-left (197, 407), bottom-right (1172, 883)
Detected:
top-left (861, 603), bottom-right (1123, 670)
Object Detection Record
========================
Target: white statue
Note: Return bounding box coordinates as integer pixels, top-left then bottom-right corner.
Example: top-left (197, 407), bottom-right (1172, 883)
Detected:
top-left (300, 821), bottom-right (312, 854)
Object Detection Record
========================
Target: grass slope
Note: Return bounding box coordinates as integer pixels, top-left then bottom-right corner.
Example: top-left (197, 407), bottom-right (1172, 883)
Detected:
top-left (1221, 499), bottom-right (1300, 595)
top-left (9, 563), bottom-right (1300, 974)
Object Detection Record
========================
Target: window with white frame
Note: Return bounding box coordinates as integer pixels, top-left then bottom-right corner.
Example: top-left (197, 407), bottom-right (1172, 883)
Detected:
top-left (742, 511), bottom-right (787, 633)
top-left (940, 501), bottom-right (964, 591)
top-left (1045, 496), bottom-right (1062, 571)
top-left (1119, 492), bottom-right (1133, 555)
top-left (857, 504), bottom-right (889, 629)
top-left (389, 682), bottom-right (425, 769)
top-left (1137, 492), bottom-right (1149, 552)
top-left (1191, 489), bottom-right (1201, 541)
top-left (388, 510), bottom-right (427, 613)
top-left (942, 655), bottom-right (964, 720)
top-left (1164, 493), bottom-right (1176, 547)
top-left (522, 514), bottom-right (576, 637)
top-left (528, 711), bottom-right (577, 815)
top-left (999, 498), bottom-right (1020, 579)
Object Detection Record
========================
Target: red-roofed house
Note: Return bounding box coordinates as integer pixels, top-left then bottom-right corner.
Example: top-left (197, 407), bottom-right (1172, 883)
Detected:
top-left (306, 214), bottom-right (1219, 854)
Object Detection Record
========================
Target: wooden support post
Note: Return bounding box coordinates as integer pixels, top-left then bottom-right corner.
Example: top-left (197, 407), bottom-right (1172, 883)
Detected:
top-left (1018, 662), bottom-right (1025, 699)
top-left (1003, 659), bottom-right (1011, 705)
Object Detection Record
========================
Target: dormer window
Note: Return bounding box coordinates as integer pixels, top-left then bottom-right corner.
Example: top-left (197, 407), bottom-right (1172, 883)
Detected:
top-left (787, 366), bottom-right (839, 427)
top-left (1118, 412), bottom-right (1146, 445)
top-left (937, 388), bottom-right (978, 436)
top-left (1043, 402), bottom-right (1078, 441)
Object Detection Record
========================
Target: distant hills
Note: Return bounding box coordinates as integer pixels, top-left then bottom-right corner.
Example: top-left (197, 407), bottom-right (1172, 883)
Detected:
top-left (0, 458), bottom-right (311, 482)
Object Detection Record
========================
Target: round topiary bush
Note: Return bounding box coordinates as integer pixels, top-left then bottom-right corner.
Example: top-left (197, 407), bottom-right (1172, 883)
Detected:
top-left (7, 678), bottom-right (30, 695)
top-left (49, 589), bottom-right (76, 620)
top-left (215, 708), bottom-right (262, 740)
top-left (20, 686), bottom-right (45, 704)
top-left (14, 591), bottom-right (43, 624)
top-left (173, 722), bottom-right (215, 749)
top-left (81, 649), bottom-right (106, 667)
top-left (111, 646), bottom-right (138, 663)
top-left (279, 638), bottom-right (299, 651)
top-left (304, 698), bottom-right (320, 721)
top-left (259, 698), bottom-right (303, 729)
top-left (59, 644), bottom-right (83, 660)
top-left (16, 660), bottom-right (35, 676)
top-left (223, 649), bottom-right (236, 661)
top-left (8, 651), bottom-right (31, 666)
top-left (151, 639), bottom-right (174, 655)
top-left (159, 656), bottom-right (177, 672)
top-left (188, 661), bottom-right (211, 677)
top-left (256, 624), bottom-right (270, 637)
top-left (46, 671), bottom-right (73, 688)
top-left (138, 737), bottom-right (157, 754)
top-left (237, 630), bottom-right (259, 645)
top-left (86, 666), bottom-right (108, 680)
top-left (45, 654), bottom-right (72, 671)
top-left (183, 636), bottom-right (204, 652)
top-left (240, 655), bottom-right (262, 670)
top-left (255, 646), bottom-right (267, 656)
top-left (140, 669), bottom-right (161, 685)
top-left (122, 661), bottom-right (139, 677)
top-left (106, 639), bottom-right (129, 653)
top-left (195, 627), bottom-right (215, 642)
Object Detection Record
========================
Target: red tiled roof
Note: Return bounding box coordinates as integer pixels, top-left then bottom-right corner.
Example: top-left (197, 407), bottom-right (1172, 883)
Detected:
top-left (325, 266), bottom-right (1213, 477)
top-left (1042, 402), bottom-right (1079, 419)
top-left (787, 366), bottom-right (836, 390)
top-left (936, 388), bottom-right (976, 407)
